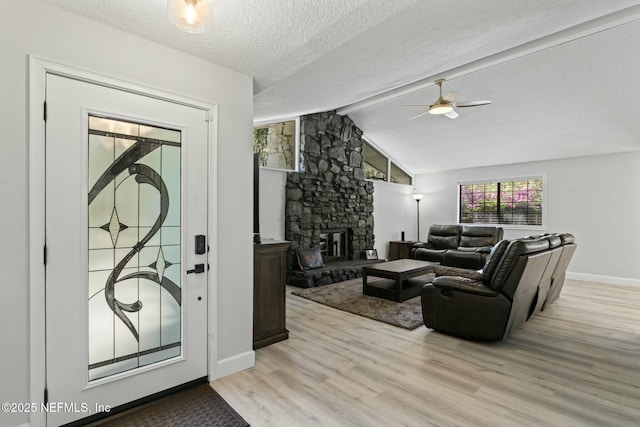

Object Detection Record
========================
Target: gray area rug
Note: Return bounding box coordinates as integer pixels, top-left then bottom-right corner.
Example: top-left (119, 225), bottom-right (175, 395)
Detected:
top-left (92, 384), bottom-right (249, 427)
top-left (291, 278), bottom-right (424, 330)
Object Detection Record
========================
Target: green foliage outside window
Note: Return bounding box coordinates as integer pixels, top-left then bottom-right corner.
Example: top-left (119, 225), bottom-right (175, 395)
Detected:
top-left (253, 127), bottom-right (268, 166)
top-left (364, 163), bottom-right (386, 181)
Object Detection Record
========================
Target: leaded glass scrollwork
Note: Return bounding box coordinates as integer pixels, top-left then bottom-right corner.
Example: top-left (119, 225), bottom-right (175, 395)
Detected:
top-left (88, 116), bottom-right (182, 381)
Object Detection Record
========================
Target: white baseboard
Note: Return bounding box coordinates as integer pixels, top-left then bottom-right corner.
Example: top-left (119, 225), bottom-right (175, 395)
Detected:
top-left (567, 272), bottom-right (640, 288)
top-left (214, 350), bottom-right (255, 380)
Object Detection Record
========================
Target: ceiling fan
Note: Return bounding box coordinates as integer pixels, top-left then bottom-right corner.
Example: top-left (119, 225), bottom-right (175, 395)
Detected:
top-left (405, 79), bottom-right (491, 120)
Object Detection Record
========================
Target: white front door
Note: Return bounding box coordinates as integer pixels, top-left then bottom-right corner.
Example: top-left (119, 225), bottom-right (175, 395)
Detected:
top-left (45, 74), bottom-right (209, 426)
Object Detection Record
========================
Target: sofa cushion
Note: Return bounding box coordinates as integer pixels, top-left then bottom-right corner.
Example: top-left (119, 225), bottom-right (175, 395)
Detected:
top-left (487, 238), bottom-right (550, 291)
top-left (559, 233), bottom-right (575, 245)
top-left (459, 226), bottom-right (503, 248)
top-left (481, 240), bottom-right (510, 284)
top-left (429, 235), bottom-right (459, 249)
top-left (413, 248), bottom-right (447, 263)
top-left (545, 234), bottom-right (562, 248)
top-left (427, 225), bottom-right (461, 249)
top-left (443, 250), bottom-right (483, 269)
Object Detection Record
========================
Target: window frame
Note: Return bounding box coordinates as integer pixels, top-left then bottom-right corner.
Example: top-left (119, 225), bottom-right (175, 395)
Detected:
top-left (363, 138), bottom-right (413, 186)
top-left (457, 174), bottom-right (546, 230)
top-left (253, 116), bottom-right (300, 172)
top-left (363, 141), bottom-right (388, 181)
top-left (389, 161), bottom-right (412, 185)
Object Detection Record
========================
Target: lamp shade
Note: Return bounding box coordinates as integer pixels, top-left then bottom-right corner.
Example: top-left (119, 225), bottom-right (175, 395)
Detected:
top-left (411, 193), bottom-right (424, 201)
top-left (168, 0), bottom-right (213, 33)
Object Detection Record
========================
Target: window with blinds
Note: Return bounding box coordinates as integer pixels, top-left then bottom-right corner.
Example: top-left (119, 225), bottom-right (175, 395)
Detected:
top-left (458, 178), bottom-right (543, 226)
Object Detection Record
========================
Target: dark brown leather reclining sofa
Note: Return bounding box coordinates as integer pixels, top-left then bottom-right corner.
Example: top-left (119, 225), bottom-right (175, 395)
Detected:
top-left (411, 224), bottom-right (504, 270)
top-left (421, 233), bottom-right (576, 341)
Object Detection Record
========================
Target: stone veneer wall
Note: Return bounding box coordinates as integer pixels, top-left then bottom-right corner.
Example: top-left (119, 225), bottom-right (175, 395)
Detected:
top-left (285, 111), bottom-right (374, 260)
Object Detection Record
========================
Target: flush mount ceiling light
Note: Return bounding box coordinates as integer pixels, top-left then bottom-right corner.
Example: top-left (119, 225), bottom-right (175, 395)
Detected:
top-left (168, 0), bottom-right (213, 34)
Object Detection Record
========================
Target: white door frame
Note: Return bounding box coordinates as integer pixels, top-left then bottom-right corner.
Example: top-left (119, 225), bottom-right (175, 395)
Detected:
top-left (28, 56), bottom-right (219, 427)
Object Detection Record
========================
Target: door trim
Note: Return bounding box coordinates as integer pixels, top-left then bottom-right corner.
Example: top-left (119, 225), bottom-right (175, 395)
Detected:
top-left (28, 56), bottom-right (218, 427)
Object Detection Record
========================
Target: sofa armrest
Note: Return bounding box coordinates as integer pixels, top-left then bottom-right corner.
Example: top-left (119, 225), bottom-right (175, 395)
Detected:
top-left (431, 276), bottom-right (499, 297)
top-left (412, 241), bottom-right (434, 249)
top-left (474, 246), bottom-right (493, 253)
top-left (455, 245), bottom-right (493, 253)
top-left (433, 265), bottom-right (482, 280)
top-left (443, 250), bottom-right (484, 270)
top-left (454, 246), bottom-right (477, 252)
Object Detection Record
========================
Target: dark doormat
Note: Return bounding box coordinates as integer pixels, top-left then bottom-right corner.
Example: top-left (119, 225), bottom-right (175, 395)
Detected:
top-left (90, 384), bottom-right (250, 427)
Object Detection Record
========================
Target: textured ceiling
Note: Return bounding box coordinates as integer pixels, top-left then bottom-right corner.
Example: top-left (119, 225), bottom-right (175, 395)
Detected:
top-left (37, 0), bottom-right (640, 173)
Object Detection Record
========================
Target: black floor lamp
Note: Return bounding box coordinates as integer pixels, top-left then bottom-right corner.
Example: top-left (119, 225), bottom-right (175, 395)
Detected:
top-left (411, 193), bottom-right (424, 241)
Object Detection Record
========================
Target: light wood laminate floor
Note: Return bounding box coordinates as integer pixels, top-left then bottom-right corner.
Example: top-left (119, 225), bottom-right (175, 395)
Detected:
top-left (212, 280), bottom-right (640, 426)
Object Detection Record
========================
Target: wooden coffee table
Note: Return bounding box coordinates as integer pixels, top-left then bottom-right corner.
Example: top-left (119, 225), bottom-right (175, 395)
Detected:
top-left (363, 259), bottom-right (438, 302)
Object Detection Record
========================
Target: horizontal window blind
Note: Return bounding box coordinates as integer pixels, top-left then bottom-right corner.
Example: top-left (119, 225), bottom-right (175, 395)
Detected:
top-left (459, 179), bottom-right (543, 226)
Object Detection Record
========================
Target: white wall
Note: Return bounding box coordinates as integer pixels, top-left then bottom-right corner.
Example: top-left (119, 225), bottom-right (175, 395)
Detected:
top-left (0, 2), bottom-right (253, 426)
top-left (258, 169), bottom-right (287, 241)
top-left (372, 181), bottom-right (416, 259)
top-left (414, 152), bottom-right (640, 283)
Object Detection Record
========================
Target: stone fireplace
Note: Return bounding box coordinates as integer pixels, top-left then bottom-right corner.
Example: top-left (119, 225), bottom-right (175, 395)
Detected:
top-left (285, 111), bottom-right (374, 263)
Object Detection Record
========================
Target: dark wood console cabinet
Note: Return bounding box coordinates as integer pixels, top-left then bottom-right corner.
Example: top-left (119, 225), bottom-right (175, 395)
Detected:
top-left (253, 241), bottom-right (290, 349)
top-left (388, 240), bottom-right (415, 260)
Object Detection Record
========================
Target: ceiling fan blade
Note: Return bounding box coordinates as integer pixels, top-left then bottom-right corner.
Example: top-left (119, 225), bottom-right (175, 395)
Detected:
top-left (455, 100), bottom-right (492, 107)
top-left (444, 110), bottom-right (459, 119)
top-left (443, 92), bottom-right (458, 102)
top-left (402, 104), bottom-right (430, 107)
top-left (409, 110), bottom-right (431, 120)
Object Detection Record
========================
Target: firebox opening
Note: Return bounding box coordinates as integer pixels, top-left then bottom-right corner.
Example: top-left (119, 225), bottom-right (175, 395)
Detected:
top-left (319, 229), bottom-right (347, 262)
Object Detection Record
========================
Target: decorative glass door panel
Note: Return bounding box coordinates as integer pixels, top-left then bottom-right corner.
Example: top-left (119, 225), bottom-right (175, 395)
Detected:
top-left (88, 115), bottom-right (182, 381)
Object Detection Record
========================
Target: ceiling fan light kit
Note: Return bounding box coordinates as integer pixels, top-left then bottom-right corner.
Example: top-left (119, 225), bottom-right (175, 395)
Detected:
top-left (406, 78), bottom-right (491, 120)
top-left (428, 104), bottom-right (453, 115)
top-left (168, 0), bottom-right (213, 33)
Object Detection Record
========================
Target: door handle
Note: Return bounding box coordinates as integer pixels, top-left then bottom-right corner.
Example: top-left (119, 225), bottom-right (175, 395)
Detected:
top-left (187, 264), bottom-right (205, 274)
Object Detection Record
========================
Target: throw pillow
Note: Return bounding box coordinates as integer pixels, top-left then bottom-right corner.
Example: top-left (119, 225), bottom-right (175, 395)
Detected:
top-left (296, 248), bottom-right (324, 270)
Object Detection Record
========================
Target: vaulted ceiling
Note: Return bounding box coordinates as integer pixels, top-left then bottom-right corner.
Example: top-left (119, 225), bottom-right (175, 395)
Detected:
top-left (38, 0), bottom-right (640, 173)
